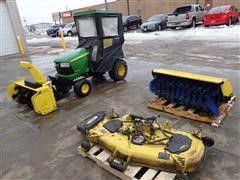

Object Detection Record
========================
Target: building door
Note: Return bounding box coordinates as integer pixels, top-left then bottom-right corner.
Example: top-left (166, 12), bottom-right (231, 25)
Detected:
top-left (205, 0), bottom-right (213, 11)
top-left (0, 0), bottom-right (19, 56)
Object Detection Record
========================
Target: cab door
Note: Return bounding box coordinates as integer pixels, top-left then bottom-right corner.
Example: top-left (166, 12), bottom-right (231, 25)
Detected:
top-left (97, 14), bottom-right (124, 72)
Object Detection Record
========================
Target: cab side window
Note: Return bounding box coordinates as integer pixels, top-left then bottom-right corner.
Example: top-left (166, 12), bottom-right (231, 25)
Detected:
top-left (102, 17), bottom-right (118, 37)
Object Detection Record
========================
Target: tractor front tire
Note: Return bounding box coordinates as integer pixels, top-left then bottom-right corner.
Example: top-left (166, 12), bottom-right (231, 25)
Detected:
top-left (109, 59), bottom-right (128, 81)
top-left (74, 79), bottom-right (91, 97)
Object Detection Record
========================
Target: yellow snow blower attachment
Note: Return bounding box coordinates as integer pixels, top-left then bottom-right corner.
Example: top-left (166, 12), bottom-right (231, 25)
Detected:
top-left (7, 61), bottom-right (57, 115)
top-left (150, 69), bottom-right (233, 116)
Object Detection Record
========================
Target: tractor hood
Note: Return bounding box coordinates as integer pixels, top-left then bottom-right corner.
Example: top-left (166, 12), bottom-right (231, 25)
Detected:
top-left (54, 48), bottom-right (90, 63)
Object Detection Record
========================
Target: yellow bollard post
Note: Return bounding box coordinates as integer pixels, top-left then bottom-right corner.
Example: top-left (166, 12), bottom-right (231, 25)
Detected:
top-left (17, 36), bottom-right (25, 54)
top-left (60, 31), bottom-right (66, 49)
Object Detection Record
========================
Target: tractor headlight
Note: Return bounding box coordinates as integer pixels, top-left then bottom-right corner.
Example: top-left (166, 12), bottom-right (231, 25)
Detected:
top-left (60, 63), bottom-right (70, 68)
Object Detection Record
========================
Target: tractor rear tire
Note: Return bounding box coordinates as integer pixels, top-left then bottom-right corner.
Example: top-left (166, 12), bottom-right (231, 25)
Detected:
top-left (109, 59), bottom-right (128, 81)
top-left (74, 79), bottom-right (91, 97)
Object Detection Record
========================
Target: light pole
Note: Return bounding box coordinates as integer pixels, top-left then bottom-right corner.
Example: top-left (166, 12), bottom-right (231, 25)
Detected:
top-left (104, 0), bottom-right (108, 10)
top-left (126, 0), bottom-right (130, 15)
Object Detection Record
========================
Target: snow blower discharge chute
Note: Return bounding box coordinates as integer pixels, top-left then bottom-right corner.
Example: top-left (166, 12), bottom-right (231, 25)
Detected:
top-left (149, 69), bottom-right (233, 116)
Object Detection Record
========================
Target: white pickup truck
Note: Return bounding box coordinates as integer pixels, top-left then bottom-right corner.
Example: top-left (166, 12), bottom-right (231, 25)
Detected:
top-left (167, 4), bottom-right (206, 29)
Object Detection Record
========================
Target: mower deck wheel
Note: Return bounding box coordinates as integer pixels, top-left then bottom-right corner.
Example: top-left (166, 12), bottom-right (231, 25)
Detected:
top-left (81, 140), bottom-right (91, 152)
top-left (74, 79), bottom-right (91, 97)
top-left (202, 136), bottom-right (215, 147)
top-left (109, 59), bottom-right (128, 81)
top-left (175, 173), bottom-right (189, 180)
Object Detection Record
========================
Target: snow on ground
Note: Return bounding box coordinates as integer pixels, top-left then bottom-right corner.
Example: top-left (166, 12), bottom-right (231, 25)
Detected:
top-left (27, 25), bottom-right (240, 45)
top-left (124, 25), bottom-right (240, 42)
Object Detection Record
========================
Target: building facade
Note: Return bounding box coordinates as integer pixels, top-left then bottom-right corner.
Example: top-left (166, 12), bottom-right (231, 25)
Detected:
top-left (0, 0), bottom-right (27, 56)
top-left (61, 0), bottom-right (240, 23)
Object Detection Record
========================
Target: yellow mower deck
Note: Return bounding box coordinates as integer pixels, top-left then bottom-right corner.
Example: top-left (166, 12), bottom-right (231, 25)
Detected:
top-left (78, 112), bottom-right (212, 174)
top-left (7, 61), bottom-right (57, 115)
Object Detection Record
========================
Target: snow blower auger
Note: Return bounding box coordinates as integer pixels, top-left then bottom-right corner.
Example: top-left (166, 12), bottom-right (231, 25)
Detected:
top-left (149, 69), bottom-right (234, 116)
top-left (77, 111), bottom-right (214, 179)
top-left (7, 61), bottom-right (57, 115)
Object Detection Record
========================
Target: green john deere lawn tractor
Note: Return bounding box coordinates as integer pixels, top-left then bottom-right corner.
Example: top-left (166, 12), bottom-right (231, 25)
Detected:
top-left (49, 9), bottom-right (128, 98)
top-left (7, 10), bottom-right (128, 115)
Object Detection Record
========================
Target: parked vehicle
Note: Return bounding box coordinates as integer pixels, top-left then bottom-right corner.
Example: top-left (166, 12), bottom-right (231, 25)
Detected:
top-left (122, 15), bottom-right (142, 32)
top-left (47, 24), bottom-right (65, 37)
top-left (167, 4), bottom-right (206, 29)
top-left (58, 22), bottom-right (77, 36)
top-left (140, 14), bottom-right (168, 32)
top-left (204, 5), bottom-right (239, 27)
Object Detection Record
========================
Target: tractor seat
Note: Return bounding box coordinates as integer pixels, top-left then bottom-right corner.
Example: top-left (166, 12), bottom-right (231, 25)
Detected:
top-left (24, 81), bottom-right (42, 89)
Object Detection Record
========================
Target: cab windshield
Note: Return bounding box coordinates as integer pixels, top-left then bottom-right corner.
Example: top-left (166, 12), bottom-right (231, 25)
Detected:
top-left (76, 17), bottom-right (97, 38)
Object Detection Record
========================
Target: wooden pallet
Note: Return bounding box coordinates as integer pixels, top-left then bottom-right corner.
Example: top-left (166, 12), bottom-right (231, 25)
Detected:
top-left (147, 96), bottom-right (236, 127)
top-left (78, 144), bottom-right (176, 180)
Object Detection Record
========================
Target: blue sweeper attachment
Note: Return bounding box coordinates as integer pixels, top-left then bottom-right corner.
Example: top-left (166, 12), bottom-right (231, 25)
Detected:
top-left (149, 69), bottom-right (233, 116)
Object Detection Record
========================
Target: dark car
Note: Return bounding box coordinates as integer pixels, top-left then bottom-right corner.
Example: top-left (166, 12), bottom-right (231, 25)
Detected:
top-left (47, 24), bottom-right (66, 37)
top-left (140, 14), bottom-right (168, 32)
top-left (122, 15), bottom-right (142, 32)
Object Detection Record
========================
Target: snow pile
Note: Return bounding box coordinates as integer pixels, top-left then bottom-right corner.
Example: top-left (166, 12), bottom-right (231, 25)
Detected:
top-left (27, 36), bottom-right (78, 43)
top-left (124, 25), bottom-right (240, 42)
top-left (27, 25), bottom-right (240, 44)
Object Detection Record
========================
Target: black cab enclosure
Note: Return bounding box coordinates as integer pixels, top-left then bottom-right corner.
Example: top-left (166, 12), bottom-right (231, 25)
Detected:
top-left (74, 10), bottom-right (124, 73)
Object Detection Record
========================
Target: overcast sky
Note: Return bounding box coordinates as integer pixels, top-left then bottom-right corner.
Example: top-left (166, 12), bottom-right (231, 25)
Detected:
top-left (16, 0), bottom-right (115, 25)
